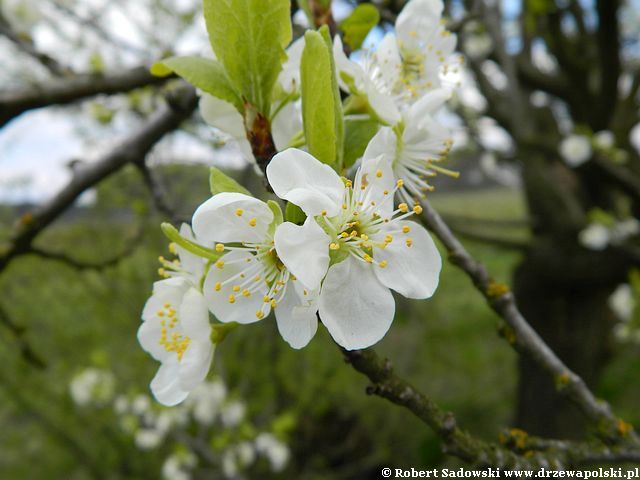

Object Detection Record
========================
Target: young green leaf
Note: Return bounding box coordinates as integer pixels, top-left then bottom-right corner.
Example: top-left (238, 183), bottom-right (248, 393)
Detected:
top-left (151, 56), bottom-right (243, 113)
top-left (340, 4), bottom-right (380, 51)
top-left (209, 167), bottom-right (251, 196)
top-left (300, 27), bottom-right (344, 167)
top-left (343, 118), bottom-right (380, 168)
top-left (203, 0), bottom-right (292, 115)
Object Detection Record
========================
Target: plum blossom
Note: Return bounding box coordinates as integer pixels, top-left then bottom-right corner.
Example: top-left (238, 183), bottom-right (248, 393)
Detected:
top-left (267, 149), bottom-right (442, 350)
top-left (560, 134), bottom-right (592, 167)
top-left (138, 276), bottom-right (214, 406)
top-left (192, 193), bottom-right (329, 348)
top-left (333, 0), bottom-right (457, 124)
top-left (69, 368), bottom-right (115, 407)
top-left (362, 89), bottom-right (455, 202)
top-left (138, 224), bottom-right (213, 406)
top-left (610, 284), bottom-right (635, 322)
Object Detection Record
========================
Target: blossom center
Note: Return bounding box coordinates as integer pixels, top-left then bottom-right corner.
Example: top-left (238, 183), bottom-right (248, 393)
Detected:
top-left (157, 302), bottom-right (190, 360)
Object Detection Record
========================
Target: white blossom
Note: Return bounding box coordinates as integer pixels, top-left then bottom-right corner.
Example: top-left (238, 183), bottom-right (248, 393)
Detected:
top-left (185, 380), bottom-right (227, 426)
top-left (333, 0), bottom-right (456, 123)
top-left (192, 193), bottom-right (328, 349)
top-left (579, 223), bottom-right (610, 250)
top-left (69, 368), bottom-right (115, 407)
top-left (267, 149), bottom-right (442, 350)
top-left (560, 134), bottom-right (592, 167)
top-left (134, 428), bottom-right (164, 451)
top-left (255, 433), bottom-right (290, 473)
top-left (162, 453), bottom-right (196, 480)
top-left (138, 276), bottom-right (214, 406)
top-left (220, 400), bottom-right (245, 428)
top-left (593, 130), bottom-right (615, 150)
top-left (362, 89), bottom-right (454, 201)
top-left (609, 284), bottom-right (635, 322)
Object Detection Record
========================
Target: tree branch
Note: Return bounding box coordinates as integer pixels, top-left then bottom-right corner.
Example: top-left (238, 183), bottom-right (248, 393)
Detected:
top-left (0, 303), bottom-right (46, 369)
top-left (0, 66), bottom-right (172, 127)
top-left (417, 199), bottom-right (637, 444)
top-left (0, 85), bottom-right (197, 273)
top-left (135, 161), bottom-right (189, 224)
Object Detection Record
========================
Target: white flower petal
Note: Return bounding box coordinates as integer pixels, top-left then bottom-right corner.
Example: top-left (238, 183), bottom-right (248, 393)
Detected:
top-left (407, 88), bottom-right (451, 123)
top-left (266, 148), bottom-right (344, 216)
top-left (319, 257), bottom-right (395, 350)
top-left (179, 288), bottom-right (211, 339)
top-left (333, 35), bottom-right (365, 92)
top-left (275, 283), bottom-right (318, 349)
top-left (366, 85), bottom-right (401, 125)
top-left (363, 126), bottom-right (395, 162)
top-left (199, 94), bottom-right (246, 139)
top-left (203, 250), bottom-right (269, 324)
top-left (272, 101), bottom-right (303, 151)
top-left (179, 340), bottom-right (214, 391)
top-left (151, 360), bottom-right (189, 406)
top-left (279, 37), bottom-right (305, 94)
top-left (374, 33), bottom-right (402, 89)
top-left (137, 319), bottom-right (170, 362)
top-left (192, 192), bottom-right (273, 244)
top-left (373, 221), bottom-right (441, 299)
top-left (177, 224), bottom-right (205, 283)
top-left (274, 218), bottom-right (330, 290)
top-left (396, 0), bottom-right (443, 49)
top-left (355, 154), bottom-right (396, 219)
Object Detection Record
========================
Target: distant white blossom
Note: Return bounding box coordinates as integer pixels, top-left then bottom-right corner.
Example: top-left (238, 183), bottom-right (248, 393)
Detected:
top-left (593, 130), bottom-right (615, 150)
top-left (579, 223), bottom-right (610, 250)
top-left (609, 284), bottom-right (635, 322)
top-left (560, 134), bottom-right (592, 167)
top-left (69, 368), bottom-right (115, 407)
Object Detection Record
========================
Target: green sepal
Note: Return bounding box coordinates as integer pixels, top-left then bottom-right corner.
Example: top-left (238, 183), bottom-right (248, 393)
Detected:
top-left (285, 202), bottom-right (306, 225)
top-left (211, 322), bottom-right (239, 344)
top-left (209, 167), bottom-right (251, 196)
top-left (161, 223), bottom-right (221, 262)
top-left (343, 118), bottom-right (380, 168)
top-left (267, 200), bottom-right (284, 236)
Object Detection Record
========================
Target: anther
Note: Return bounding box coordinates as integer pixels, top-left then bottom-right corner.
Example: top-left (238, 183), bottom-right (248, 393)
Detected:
top-left (235, 208), bottom-right (243, 216)
top-left (398, 203), bottom-right (409, 213)
top-left (228, 294), bottom-right (236, 304)
top-left (406, 238), bottom-right (413, 247)
top-left (215, 243), bottom-right (225, 252)
top-left (215, 260), bottom-right (225, 269)
top-left (402, 225), bottom-right (411, 233)
top-left (375, 169), bottom-right (383, 178)
top-left (413, 205), bottom-right (423, 214)
top-left (330, 243), bottom-right (340, 250)
top-left (232, 285), bottom-right (241, 292)
top-left (249, 218), bottom-right (257, 227)
top-left (379, 261), bottom-right (388, 268)
top-left (255, 310), bottom-right (264, 319)
top-left (242, 289), bottom-right (251, 297)
top-left (215, 282), bottom-right (222, 291)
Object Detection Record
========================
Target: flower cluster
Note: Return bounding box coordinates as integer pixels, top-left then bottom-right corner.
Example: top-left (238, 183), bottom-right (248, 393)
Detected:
top-left (70, 369), bottom-right (292, 480)
top-left (139, 0), bottom-right (455, 407)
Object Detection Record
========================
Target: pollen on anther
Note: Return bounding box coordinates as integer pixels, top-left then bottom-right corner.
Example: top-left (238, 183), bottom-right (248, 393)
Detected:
top-left (402, 225), bottom-right (411, 233)
top-left (379, 261), bottom-right (388, 268)
top-left (249, 218), bottom-right (257, 227)
top-left (228, 294), bottom-right (236, 304)
top-left (321, 210), bottom-right (327, 216)
top-left (263, 295), bottom-right (270, 303)
top-left (215, 282), bottom-right (222, 291)
top-left (235, 208), bottom-right (243, 217)
top-left (270, 299), bottom-right (278, 308)
top-left (242, 289), bottom-right (251, 297)
top-left (375, 169), bottom-right (383, 178)
top-left (215, 260), bottom-right (225, 269)
top-left (397, 179), bottom-right (405, 188)
top-left (406, 238), bottom-right (414, 247)
top-left (330, 243), bottom-right (340, 250)
top-left (255, 310), bottom-right (264, 319)
top-left (385, 234), bottom-right (393, 243)
top-left (398, 203), bottom-right (409, 213)
top-left (232, 285), bottom-right (241, 292)
top-left (215, 243), bottom-right (225, 252)
top-left (413, 205), bottom-right (423, 214)
top-left (363, 254), bottom-right (373, 263)
top-left (341, 203), bottom-right (348, 210)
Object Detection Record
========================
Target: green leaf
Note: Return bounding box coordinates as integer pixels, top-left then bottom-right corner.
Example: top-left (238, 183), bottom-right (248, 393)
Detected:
top-left (209, 167), bottom-right (251, 196)
top-left (267, 200), bottom-right (284, 236)
top-left (285, 202), bottom-right (306, 225)
top-left (152, 56), bottom-right (243, 113)
top-left (300, 27), bottom-right (344, 167)
top-left (160, 223), bottom-right (221, 262)
top-left (343, 118), bottom-right (380, 168)
top-left (340, 4), bottom-right (379, 51)
top-left (204, 0), bottom-right (292, 115)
